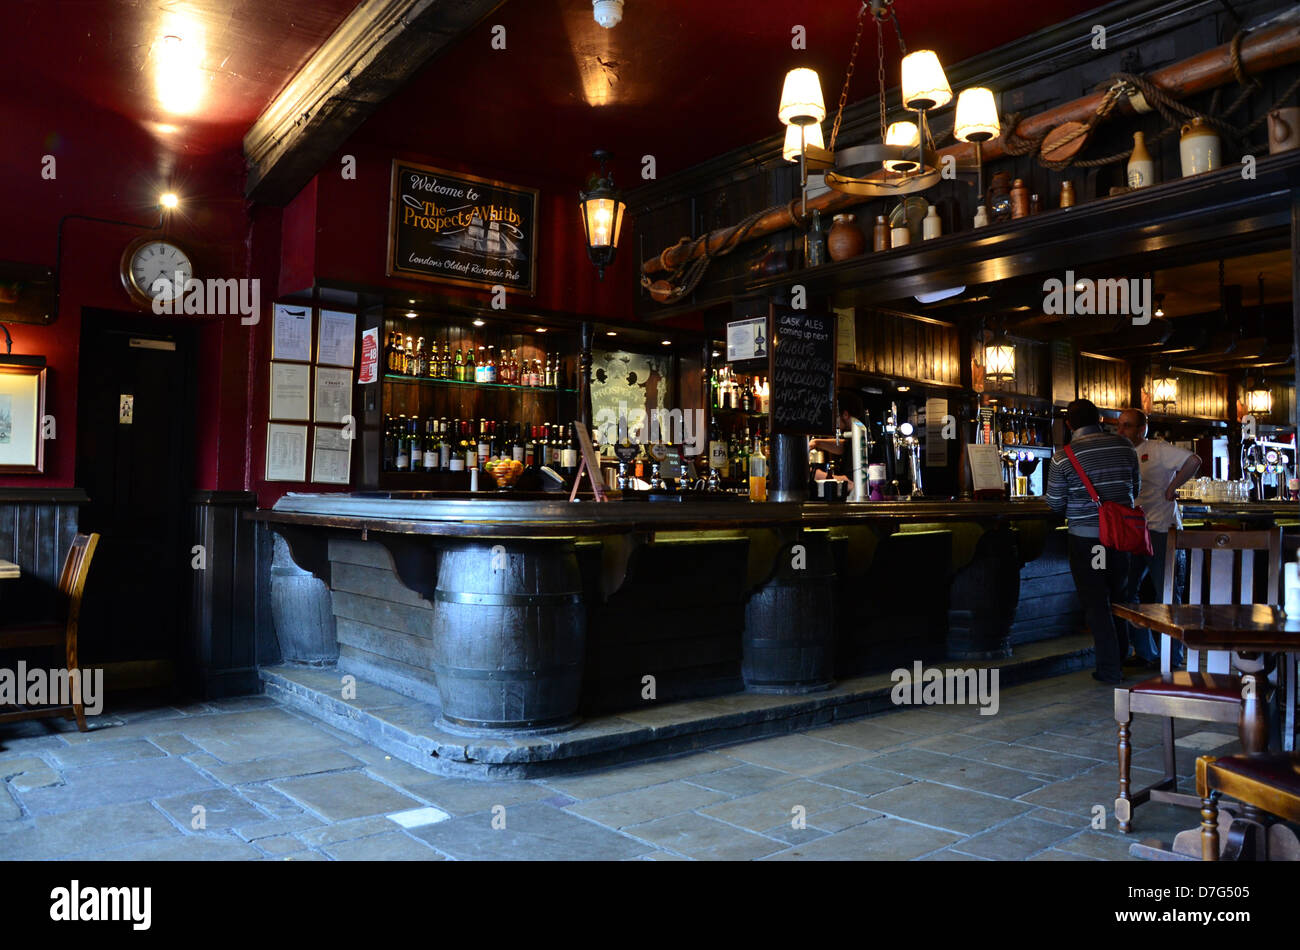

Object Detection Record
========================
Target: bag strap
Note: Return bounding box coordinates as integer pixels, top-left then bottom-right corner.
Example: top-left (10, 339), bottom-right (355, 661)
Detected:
top-left (1063, 444), bottom-right (1102, 507)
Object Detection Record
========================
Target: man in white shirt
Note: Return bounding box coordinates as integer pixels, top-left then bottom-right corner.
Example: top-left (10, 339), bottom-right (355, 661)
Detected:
top-left (1117, 408), bottom-right (1202, 666)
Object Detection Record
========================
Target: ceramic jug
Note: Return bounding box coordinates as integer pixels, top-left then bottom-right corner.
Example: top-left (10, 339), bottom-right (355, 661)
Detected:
top-left (1267, 108), bottom-right (1300, 155)
top-left (1179, 118), bottom-right (1220, 176)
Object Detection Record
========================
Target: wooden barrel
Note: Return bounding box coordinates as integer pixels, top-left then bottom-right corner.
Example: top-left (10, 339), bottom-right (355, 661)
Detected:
top-left (430, 540), bottom-right (586, 730)
top-left (947, 526), bottom-right (1019, 660)
top-left (743, 532), bottom-right (836, 693)
top-left (270, 534), bottom-right (338, 665)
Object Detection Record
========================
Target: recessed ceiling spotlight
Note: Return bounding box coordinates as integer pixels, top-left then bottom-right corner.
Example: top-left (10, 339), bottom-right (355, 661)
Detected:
top-left (896, 385), bottom-right (911, 392)
top-left (405, 311), bottom-right (417, 319)
top-left (472, 318), bottom-right (485, 327)
top-left (1074, 279), bottom-right (1087, 291)
top-left (159, 192), bottom-right (179, 209)
top-left (661, 339), bottom-right (671, 345)
top-left (711, 350), bottom-right (720, 358)
top-left (606, 331), bottom-right (617, 336)
top-left (536, 327), bottom-right (547, 333)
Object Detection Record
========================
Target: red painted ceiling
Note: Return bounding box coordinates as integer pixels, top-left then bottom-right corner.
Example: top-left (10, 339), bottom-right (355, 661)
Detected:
top-left (2, 0), bottom-right (360, 161)
top-left (5, 0), bottom-right (1105, 199)
top-left (356, 0), bottom-right (1107, 188)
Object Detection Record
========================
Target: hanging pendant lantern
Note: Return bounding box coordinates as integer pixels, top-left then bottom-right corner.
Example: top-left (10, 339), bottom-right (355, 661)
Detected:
top-left (579, 149), bottom-right (626, 280)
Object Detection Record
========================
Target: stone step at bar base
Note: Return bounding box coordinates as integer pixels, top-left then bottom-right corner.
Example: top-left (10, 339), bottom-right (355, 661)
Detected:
top-left (260, 633), bottom-right (1096, 780)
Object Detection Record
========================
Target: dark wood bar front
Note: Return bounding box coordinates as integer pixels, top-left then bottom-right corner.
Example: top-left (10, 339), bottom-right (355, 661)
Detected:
top-left (256, 495), bottom-right (1057, 732)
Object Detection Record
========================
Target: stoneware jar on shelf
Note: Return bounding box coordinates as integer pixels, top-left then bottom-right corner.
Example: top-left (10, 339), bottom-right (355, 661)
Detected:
top-left (1179, 118), bottom-right (1220, 176)
top-left (827, 213), bottom-right (866, 261)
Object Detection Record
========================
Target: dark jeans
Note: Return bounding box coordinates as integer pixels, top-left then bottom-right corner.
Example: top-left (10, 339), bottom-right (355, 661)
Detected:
top-left (1067, 534), bottom-right (1132, 681)
top-left (1126, 529), bottom-right (1187, 665)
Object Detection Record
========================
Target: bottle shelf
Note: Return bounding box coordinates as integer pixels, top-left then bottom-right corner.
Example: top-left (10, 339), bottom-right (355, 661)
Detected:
top-left (384, 373), bottom-right (576, 394)
top-left (713, 406), bottom-right (768, 417)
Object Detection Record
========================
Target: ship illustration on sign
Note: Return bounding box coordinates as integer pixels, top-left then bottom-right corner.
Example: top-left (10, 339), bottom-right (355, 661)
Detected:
top-left (460, 211), bottom-right (526, 261)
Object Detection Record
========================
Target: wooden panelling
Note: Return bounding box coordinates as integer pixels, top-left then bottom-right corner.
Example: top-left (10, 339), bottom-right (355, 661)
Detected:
top-left (853, 309), bottom-right (962, 387)
top-left (0, 490), bottom-right (85, 622)
top-left (1078, 353), bottom-right (1130, 410)
top-left (190, 492), bottom-right (260, 697)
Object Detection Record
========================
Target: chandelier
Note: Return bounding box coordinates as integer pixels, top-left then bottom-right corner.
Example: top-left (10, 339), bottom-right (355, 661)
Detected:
top-left (778, 0), bottom-right (1000, 199)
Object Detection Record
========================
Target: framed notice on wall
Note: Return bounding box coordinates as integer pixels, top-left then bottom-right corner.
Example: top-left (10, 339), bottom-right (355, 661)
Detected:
top-left (313, 366), bottom-right (353, 424)
top-left (387, 159), bottom-right (539, 295)
top-left (316, 310), bottom-right (356, 367)
top-left (311, 426), bottom-right (352, 485)
top-left (272, 304), bottom-right (312, 362)
top-left (265, 423), bottom-right (307, 482)
top-left (269, 362), bottom-right (311, 421)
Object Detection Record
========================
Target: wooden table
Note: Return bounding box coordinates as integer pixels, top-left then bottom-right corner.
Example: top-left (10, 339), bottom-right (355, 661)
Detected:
top-left (1111, 603), bottom-right (1300, 860)
top-left (0, 559), bottom-right (18, 580)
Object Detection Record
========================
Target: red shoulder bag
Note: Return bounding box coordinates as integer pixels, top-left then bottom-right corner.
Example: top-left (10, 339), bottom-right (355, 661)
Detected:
top-left (1063, 445), bottom-right (1152, 556)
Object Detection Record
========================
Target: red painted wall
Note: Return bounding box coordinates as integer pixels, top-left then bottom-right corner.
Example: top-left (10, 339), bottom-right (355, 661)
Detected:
top-left (0, 75), bottom-right (258, 492)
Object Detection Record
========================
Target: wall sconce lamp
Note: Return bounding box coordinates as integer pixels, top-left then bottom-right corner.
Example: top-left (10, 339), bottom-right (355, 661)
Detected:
top-left (579, 150), bottom-right (626, 281)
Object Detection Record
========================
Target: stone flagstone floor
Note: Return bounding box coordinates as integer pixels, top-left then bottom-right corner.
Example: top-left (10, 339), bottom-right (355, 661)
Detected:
top-left (0, 670), bottom-right (1245, 861)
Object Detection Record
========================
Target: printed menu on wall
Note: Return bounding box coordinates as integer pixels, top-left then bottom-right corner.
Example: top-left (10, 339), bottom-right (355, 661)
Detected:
top-left (387, 159), bottom-right (539, 295)
top-left (317, 310), bottom-right (356, 367)
top-left (769, 307), bottom-right (836, 435)
top-left (272, 304), bottom-right (312, 362)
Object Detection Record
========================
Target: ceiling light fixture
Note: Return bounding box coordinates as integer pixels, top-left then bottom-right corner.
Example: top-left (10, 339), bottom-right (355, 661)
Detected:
top-left (606, 331), bottom-right (617, 336)
top-left (1152, 369), bottom-right (1178, 412)
top-left (790, 1), bottom-right (986, 200)
top-left (592, 0), bottom-right (624, 29)
top-left (1245, 382), bottom-right (1271, 417)
top-left (983, 328), bottom-right (1016, 385)
top-left (159, 192), bottom-right (179, 210)
top-left (536, 327), bottom-right (547, 333)
top-left (472, 318), bottom-right (485, 327)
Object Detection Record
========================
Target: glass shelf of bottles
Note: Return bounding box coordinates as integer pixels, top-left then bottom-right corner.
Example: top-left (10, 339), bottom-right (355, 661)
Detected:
top-left (384, 373), bottom-right (576, 394)
top-left (382, 325), bottom-right (570, 390)
top-left (711, 364), bottom-right (770, 414)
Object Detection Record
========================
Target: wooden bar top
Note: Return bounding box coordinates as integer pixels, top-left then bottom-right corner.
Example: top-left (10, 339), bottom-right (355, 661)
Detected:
top-left (253, 493), bottom-right (1055, 538)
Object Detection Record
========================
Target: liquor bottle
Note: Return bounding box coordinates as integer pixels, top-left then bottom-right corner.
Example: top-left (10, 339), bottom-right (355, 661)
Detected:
top-left (487, 350), bottom-right (497, 384)
top-left (467, 346), bottom-right (478, 382)
top-left (395, 415), bottom-right (410, 469)
top-left (382, 415), bottom-right (396, 471)
top-left (511, 423), bottom-right (526, 463)
top-left (559, 423), bottom-right (579, 476)
top-left (476, 419), bottom-right (490, 470)
top-left (749, 428), bottom-right (768, 501)
top-left (404, 336), bottom-right (415, 375)
top-left (708, 414), bottom-right (728, 477)
top-left (384, 333), bottom-right (395, 372)
top-left (741, 377), bottom-right (752, 413)
top-left (454, 346), bottom-right (465, 381)
top-left (462, 421), bottom-right (476, 472)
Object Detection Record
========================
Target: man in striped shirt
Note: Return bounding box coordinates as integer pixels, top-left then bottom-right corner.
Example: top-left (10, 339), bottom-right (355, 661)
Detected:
top-left (1045, 399), bottom-right (1142, 684)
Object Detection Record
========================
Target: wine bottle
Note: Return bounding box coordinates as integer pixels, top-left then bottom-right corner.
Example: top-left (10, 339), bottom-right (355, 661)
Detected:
top-left (423, 418), bottom-right (438, 471)
top-left (395, 414), bottom-right (410, 469)
top-left (560, 423), bottom-right (579, 475)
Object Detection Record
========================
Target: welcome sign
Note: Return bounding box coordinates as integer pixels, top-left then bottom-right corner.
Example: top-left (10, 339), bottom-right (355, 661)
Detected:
top-left (387, 159), bottom-right (539, 295)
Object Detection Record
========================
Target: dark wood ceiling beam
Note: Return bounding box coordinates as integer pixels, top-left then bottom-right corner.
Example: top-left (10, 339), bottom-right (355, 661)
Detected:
top-left (243, 0), bottom-right (506, 206)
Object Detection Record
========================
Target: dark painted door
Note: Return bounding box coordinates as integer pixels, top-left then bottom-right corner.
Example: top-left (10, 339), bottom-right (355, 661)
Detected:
top-left (75, 309), bottom-right (196, 677)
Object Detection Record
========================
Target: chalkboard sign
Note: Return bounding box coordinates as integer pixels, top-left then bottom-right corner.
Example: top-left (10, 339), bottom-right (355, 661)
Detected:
top-left (770, 307), bottom-right (837, 434)
top-left (387, 159), bottom-right (539, 295)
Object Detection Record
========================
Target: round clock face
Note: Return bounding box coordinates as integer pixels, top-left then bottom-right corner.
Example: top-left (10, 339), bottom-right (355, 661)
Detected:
top-left (121, 239), bottom-right (193, 307)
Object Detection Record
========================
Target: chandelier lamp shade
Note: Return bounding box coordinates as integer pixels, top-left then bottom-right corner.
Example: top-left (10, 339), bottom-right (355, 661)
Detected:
top-left (783, 121), bottom-right (826, 162)
top-left (578, 149), bottom-right (626, 281)
top-left (883, 121), bottom-right (920, 172)
top-left (954, 87), bottom-right (1000, 143)
top-left (900, 50), bottom-right (952, 111)
top-left (778, 67), bottom-right (826, 126)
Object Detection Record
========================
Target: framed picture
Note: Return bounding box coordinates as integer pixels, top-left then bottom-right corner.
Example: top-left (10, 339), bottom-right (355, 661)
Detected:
top-left (269, 361), bottom-right (312, 421)
top-left (317, 310), bottom-right (356, 367)
top-left (272, 303), bottom-right (312, 362)
top-left (311, 425), bottom-right (352, 485)
top-left (264, 423), bottom-right (308, 482)
top-left (387, 159), bottom-right (539, 295)
top-left (0, 364), bottom-right (46, 473)
top-left (313, 366), bottom-right (353, 424)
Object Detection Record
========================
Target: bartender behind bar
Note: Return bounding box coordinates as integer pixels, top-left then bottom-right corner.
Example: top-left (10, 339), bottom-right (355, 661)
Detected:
top-left (809, 390), bottom-right (870, 501)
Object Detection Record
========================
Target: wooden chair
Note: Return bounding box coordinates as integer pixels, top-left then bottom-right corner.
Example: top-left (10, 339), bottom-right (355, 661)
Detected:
top-left (1197, 753), bottom-right (1300, 861)
top-left (1114, 527), bottom-right (1282, 833)
top-left (0, 533), bottom-right (100, 732)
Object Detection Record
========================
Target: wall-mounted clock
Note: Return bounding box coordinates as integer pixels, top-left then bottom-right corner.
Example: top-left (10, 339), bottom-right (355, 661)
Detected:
top-left (119, 236), bottom-right (193, 310)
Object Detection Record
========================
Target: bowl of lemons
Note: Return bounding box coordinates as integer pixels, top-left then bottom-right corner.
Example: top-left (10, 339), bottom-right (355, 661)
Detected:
top-left (485, 458), bottom-right (525, 489)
